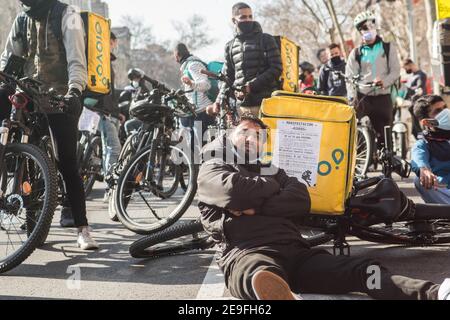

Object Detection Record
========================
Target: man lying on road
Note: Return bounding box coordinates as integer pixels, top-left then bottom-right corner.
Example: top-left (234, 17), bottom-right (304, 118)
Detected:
top-left (197, 113), bottom-right (450, 300)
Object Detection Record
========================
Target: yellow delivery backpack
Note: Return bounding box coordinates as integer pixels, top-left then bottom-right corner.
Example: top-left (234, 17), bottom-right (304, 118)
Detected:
top-left (81, 12), bottom-right (111, 95)
top-left (261, 92), bottom-right (357, 215)
top-left (274, 36), bottom-right (300, 92)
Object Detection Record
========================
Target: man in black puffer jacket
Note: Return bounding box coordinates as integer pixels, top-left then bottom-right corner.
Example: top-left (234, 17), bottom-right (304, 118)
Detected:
top-left (208, 2), bottom-right (282, 118)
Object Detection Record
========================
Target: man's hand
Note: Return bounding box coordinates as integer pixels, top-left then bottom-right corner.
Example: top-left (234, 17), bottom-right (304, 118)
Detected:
top-left (229, 208), bottom-right (256, 217)
top-left (420, 167), bottom-right (438, 190)
top-left (235, 84), bottom-right (251, 101)
top-left (373, 78), bottom-right (384, 88)
top-left (206, 102), bottom-right (220, 116)
top-left (118, 113), bottom-right (126, 125)
top-left (181, 75), bottom-right (193, 87)
top-left (65, 88), bottom-right (82, 118)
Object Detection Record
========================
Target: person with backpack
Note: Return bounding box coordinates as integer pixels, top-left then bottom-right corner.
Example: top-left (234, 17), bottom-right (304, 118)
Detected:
top-left (174, 43), bottom-right (215, 148)
top-left (0, 0), bottom-right (98, 250)
top-left (345, 10), bottom-right (401, 147)
top-left (317, 43), bottom-right (347, 97)
top-left (207, 2), bottom-right (282, 118)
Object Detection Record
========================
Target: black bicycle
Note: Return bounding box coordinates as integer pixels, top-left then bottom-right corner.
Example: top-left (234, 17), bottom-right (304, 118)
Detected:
top-left (0, 71), bottom-right (64, 273)
top-left (114, 78), bottom-right (198, 235)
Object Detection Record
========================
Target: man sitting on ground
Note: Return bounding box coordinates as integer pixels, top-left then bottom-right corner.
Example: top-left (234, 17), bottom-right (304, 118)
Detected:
top-left (197, 113), bottom-right (450, 300)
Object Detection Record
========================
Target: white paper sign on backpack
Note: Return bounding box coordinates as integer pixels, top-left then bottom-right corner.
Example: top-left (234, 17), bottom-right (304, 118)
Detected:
top-left (78, 107), bottom-right (100, 134)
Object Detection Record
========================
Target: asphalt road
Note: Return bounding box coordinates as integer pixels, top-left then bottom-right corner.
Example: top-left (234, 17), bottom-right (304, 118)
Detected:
top-left (0, 176), bottom-right (449, 300)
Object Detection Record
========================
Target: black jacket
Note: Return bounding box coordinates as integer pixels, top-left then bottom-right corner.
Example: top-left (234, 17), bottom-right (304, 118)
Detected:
top-left (197, 135), bottom-right (311, 272)
top-left (318, 59), bottom-right (347, 97)
top-left (218, 22), bottom-right (282, 107)
top-left (92, 53), bottom-right (119, 117)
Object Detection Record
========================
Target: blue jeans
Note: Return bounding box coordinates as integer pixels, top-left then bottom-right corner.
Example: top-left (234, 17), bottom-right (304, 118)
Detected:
top-left (414, 177), bottom-right (450, 205)
top-left (98, 115), bottom-right (121, 177)
top-left (180, 111), bottom-right (215, 161)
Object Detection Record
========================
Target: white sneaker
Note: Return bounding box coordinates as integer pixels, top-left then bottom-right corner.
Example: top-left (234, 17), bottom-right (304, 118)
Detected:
top-left (438, 278), bottom-right (450, 300)
top-left (77, 227), bottom-right (99, 250)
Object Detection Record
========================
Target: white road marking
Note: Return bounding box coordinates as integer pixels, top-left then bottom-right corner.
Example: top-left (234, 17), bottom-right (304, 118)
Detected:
top-left (196, 252), bottom-right (227, 300)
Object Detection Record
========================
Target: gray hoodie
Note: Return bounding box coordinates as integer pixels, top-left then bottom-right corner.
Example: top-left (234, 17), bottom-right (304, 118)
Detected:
top-left (0, 5), bottom-right (87, 93)
top-left (345, 37), bottom-right (400, 99)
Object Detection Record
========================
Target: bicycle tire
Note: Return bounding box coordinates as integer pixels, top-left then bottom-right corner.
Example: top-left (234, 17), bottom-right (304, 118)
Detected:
top-left (115, 144), bottom-right (197, 235)
top-left (129, 220), bottom-right (213, 258)
top-left (82, 136), bottom-right (102, 197)
top-left (355, 126), bottom-right (372, 178)
top-left (0, 143), bottom-right (58, 273)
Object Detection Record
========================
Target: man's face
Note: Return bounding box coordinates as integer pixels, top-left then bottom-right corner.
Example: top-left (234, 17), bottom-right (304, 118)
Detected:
top-left (110, 39), bottom-right (118, 51)
top-left (319, 50), bottom-right (329, 64)
top-left (231, 121), bottom-right (266, 159)
top-left (403, 63), bottom-right (414, 74)
top-left (429, 101), bottom-right (448, 119)
top-left (233, 8), bottom-right (253, 25)
top-left (329, 47), bottom-right (341, 59)
top-left (173, 51), bottom-right (180, 63)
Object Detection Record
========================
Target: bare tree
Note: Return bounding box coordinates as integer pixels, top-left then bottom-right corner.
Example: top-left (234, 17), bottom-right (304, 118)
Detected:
top-left (120, 15), bottom-right (154, 49)
top-left (173, 14), bottom-right (215, 51)
top-left (257, 0), bottom-right (361, 64)
top-left (120, 15), bottom-right (180, 89)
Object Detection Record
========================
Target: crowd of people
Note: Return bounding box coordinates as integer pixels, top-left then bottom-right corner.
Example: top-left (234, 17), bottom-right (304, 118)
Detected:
top-left (0, 0), bottom-right (449, 300)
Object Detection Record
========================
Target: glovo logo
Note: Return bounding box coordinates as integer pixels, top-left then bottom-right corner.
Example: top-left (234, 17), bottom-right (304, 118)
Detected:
top-left (281, 38), bottom-right (298, 92)
top-left (94, 21), bottom-right (108, 88)
top-left (318, 149), bottom-right (345, 176)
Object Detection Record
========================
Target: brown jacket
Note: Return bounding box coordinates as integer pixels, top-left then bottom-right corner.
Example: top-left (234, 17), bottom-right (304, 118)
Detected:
top-left (198, 135), bottom-right (311, 270)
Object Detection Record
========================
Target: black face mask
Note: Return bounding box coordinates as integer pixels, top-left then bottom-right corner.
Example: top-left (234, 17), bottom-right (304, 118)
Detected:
top-left (330, 56), bottom-right (342, 66)
top-left (237, 21), bottom-right (256, 34)
top-left (21, 0), bottom-right (57, 20)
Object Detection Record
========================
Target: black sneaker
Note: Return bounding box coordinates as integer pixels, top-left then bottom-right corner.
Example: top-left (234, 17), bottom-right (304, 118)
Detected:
top-left (60, 207), bottom-right (75, 228)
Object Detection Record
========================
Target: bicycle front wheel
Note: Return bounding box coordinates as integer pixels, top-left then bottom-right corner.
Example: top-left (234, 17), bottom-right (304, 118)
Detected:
top-left (0, 143), bottom-right (58, 273)
top-left (115, 144), bottom-right (197, 235)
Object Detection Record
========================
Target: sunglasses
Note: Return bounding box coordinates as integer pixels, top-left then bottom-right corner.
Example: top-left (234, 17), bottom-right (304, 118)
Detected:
top-left (358, 21), bottom-right (376, 32)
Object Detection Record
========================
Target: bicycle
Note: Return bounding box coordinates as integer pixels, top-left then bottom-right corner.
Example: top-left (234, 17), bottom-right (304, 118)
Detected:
top-left (107, 75), bottom-right (193, 222)
top-left (114, 79), bottom-right (198, 235)
top-left (0, 70), bottom-right (66, 273)
top-left (342, 74), bottom-right (409, 178)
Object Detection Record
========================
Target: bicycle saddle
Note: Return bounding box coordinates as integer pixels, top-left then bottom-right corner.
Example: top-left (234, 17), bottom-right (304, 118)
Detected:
top-left (129, 99), bottom-right (172, 123)
top-left (348, 178), bottom-right (403, 223)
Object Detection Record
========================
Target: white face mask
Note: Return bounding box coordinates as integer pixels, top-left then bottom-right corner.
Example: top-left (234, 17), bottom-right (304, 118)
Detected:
top-left (132, 80), bottom-right (140, 89)
top-left (436, 108), bottom-right (450, 131)
top-left (362, 29), bottom-right (377, 42)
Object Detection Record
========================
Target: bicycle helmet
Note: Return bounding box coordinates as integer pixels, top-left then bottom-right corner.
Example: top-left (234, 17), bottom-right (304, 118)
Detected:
top-left (127, 68), bottom-right (145, 81)
top-left (353, 11), bottom-right (376, 30)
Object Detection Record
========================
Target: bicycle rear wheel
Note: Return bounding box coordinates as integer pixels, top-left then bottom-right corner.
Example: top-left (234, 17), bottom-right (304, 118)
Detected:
top-left (81, 136), bottom-right (102, 197)
top-left (115, 143), bottom-right (197, 235)
top-left (355, 126), bottom-right (372, 178)
top-left (129, 220), bottom-right (213, 258)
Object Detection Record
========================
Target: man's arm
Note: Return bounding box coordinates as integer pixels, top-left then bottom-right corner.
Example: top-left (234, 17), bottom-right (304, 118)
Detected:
top-left (0, 15), bottom-right (25, 71)
top-left (317, 65), bottom-right (328, 95)
top-left (197, 159), bottom-right (280, 211)
top-left (187, 62), bottom-right (211, 93)
top-left (345, 49), bottom-right (359, 100)
top-left (383, 43), bottom-right (401, 89)
top-left (61, 6), bottom-right (87, 93)
top-left (216, 41), bottom-right (235, 103)
top-left (248, 34), bottom-right (282, 93)
top-left (411, 139), bottom-right (431, 175)
top-left (260, 169), bottom-right (311, 218)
